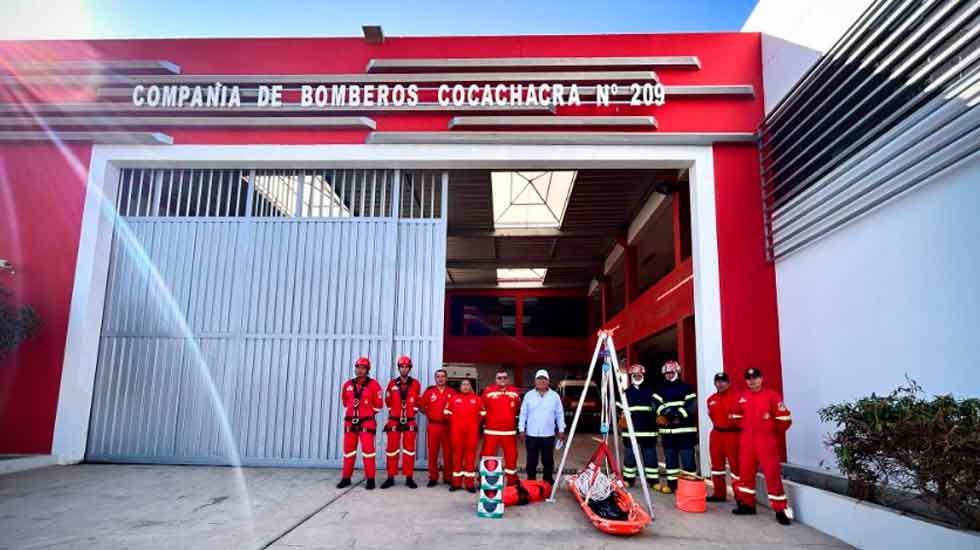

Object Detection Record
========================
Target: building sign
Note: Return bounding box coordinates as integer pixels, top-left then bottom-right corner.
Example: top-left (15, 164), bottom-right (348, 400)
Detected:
top-left (130, 82), bottom-right (666, 109)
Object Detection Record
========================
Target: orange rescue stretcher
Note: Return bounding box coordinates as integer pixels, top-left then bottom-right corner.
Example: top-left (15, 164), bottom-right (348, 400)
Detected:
top-left (566, 440), bottom-right (652, 536)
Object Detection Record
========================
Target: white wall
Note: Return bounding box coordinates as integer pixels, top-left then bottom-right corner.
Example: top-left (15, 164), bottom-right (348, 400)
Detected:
top-left (775, 155), bottom-right (980, 470)
top-left (741, 0), bottom-right (873, 113)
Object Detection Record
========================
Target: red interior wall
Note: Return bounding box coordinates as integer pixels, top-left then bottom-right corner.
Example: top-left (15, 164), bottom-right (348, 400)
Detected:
top-left (443, 288), bottom-right (590, 385)
top-left (0, 143), bottom-right (90, 454)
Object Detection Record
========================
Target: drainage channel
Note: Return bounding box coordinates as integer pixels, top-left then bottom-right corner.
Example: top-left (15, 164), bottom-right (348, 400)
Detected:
top-left (258, 478), bottom-right (364, 550)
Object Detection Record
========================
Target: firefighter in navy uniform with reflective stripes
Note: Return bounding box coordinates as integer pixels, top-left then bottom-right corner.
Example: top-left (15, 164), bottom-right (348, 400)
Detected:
top-left (653, 360), bottom-right (698, 493)
top-left (617, 364), bottom-right (659, 487)
top-left (380, 355), bottom-right (422, 489)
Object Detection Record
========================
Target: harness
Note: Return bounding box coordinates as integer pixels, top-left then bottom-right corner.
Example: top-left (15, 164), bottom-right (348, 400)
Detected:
top-left (713, 426), bottom-right (742, 433)
top-left (384, 376), bottom-right (418, 433)
top-left (345, 377), bottom-right (377, 433)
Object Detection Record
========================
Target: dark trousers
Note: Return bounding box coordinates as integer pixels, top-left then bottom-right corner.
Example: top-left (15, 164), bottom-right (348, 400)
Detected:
top-left (525, 436), bottom-right (556, 483)
top-left (663, 446), bottom-right (697, 490)
top-left (623, 438), bottom-right (659, 485)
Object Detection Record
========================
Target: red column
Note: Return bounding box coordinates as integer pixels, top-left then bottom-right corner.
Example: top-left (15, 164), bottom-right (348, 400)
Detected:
top-left (677, 316), bottom-right (697, 385)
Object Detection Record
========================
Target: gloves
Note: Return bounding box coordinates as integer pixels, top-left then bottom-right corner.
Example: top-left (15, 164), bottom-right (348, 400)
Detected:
top-left (618, 414), bottom-right (628, 431)
top-left (656, 415), bottom-right (669, 427)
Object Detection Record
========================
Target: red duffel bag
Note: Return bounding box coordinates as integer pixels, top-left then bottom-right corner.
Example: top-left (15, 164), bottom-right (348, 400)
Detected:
top-left (503, 480), bottom-right (553, 506)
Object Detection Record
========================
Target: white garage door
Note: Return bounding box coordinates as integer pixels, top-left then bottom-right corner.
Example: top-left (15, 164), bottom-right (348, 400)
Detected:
top-left (86, 168), bottom-right (447, 467)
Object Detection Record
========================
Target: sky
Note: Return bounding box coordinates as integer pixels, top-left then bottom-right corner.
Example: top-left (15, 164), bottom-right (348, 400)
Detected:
top-left (0, 0), bottom-right (759, 40)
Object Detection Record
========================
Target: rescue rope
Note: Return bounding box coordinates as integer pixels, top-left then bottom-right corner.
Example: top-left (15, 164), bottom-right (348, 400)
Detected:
top-left (575, 463), bottom-right (614, 501)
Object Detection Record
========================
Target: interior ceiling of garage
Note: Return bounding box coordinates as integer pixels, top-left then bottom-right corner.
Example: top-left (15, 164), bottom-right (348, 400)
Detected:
top-left (446, 168), bottom-right (684, 288)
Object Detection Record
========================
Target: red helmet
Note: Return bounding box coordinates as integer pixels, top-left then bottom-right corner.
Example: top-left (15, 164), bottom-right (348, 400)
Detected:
top-left (355, 357), bottom-right (371, 369)
top-left (397, 355), bottom-right (413, 368)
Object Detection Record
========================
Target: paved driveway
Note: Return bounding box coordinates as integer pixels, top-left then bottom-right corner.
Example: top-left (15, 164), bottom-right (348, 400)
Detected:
top-left (0, 464), bottom-right (851, 550)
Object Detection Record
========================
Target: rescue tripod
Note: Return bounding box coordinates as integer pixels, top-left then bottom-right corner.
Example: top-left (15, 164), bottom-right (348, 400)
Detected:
top-left (547, 329), bottom-right (656, 520)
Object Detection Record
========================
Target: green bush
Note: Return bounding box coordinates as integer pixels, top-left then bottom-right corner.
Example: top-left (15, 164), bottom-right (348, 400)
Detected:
top-left (818, 379), bottom-right (980, 530)
top-left (0, 284), bottom-right (39, 358)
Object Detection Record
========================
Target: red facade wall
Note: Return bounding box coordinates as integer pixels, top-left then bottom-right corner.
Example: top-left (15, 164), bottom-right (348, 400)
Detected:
top-left (0, 144), bottom-right (90, 453)
top-left (0, 32), bottom-right (771, 454)
top-left (712, 144), bottom-right (783, 396)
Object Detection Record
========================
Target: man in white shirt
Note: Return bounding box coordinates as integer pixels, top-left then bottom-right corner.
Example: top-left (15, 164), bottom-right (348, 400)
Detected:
top-left (518, 369), bottom-right (566, 486)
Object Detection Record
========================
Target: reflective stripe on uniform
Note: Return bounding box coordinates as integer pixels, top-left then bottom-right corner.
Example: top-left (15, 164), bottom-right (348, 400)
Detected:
top-left (480, 411), bottom-right (487, 416)
top-left (462, 471), bottom-right (476, 478)
top-left (386, 450), bottom-right (400, 457)
top-left (629, 405), bottom-right (653, 412)
top-left (644, 468), bottom-right (658, 474)
top-left (443, 409), bottom-right (453, 415)
top-left (769, 494), bottom-right (788, 501)
top-left (484, 429), bottom-right (517, 436)
top-left (344, 451), bottom-right (357, 458)
top-left (730, 414), bottom-right (743, 419)
top-left (711, 470), bottom-right (727, 476)
top-left (623, 467), bottom-right (637, 474)
top-left (504, 468), bottom-right (518, 475)
top-left (660, 427), bottom-right (697, 434)
top-left (666, 475), bottom-right (678, 481)
top-left (452, 471), bottom-right (463, 477)
top-left (363, 452), bottom-right (376, 458)
top-left (679, 408), bottom-right (689, 418)
top-left (652, 394), bottom-right (664, 402)
top-left (665, 468), bottom-right (681, 474)
top-left (631, 432), bottom-right (659, 437)
top-left (403, 450), bottom-right (415, 456)
top-left (656, 400), bottom-right (686, 413)
top-left (738, 487), bottom-right (756, 494)
top-left (684, 393), bottom-right (697, 400)
top-left (730, 473), bottom-right (740, 480)
top-left (775, 415), bottom-right (792, 421)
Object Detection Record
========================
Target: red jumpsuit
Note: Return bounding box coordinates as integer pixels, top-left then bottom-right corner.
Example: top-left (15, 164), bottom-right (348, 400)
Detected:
top-left (383, 375), bottom-right (422, 478)
top-left (480, 384), bottom-right (521, 484)
top-left (733, 388), bottom-right (792, 512)
top-left (444, 393), bottom-right (485, 489)
top-left (421, 384), bottom-right (456, 483)
top-left (341, 376), bottom-right (384, 479)
top-left (707, 388), bottom-right (741, 500)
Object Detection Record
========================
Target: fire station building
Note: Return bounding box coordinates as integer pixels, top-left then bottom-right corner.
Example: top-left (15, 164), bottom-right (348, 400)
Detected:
top-left (1, 0), bottom-right (977, 543)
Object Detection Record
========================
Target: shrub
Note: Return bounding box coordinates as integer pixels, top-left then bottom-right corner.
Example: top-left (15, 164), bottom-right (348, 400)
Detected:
top-left (0, 284), bottom-right (39, 358)
top-left (818, 379), bottom-right (980, 530)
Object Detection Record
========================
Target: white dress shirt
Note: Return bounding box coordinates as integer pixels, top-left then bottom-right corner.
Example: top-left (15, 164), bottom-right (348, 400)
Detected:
top-left (518, 388), bottom-right (566, 437)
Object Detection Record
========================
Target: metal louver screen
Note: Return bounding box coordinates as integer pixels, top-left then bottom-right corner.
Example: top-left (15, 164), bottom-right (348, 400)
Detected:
top-left (759, 0), bottom-right (980, 260)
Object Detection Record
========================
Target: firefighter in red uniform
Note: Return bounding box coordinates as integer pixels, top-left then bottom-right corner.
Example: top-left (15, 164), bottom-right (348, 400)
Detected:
top-left (337, 357), bottom-right (384, 490)
top-left (444, 378), bottom-right (485, 493)
top-left (381, 355), bottom-right (422, 489)
top-left (420, 368), bottom-right (456, 487)
top-left (481, 369), bottom-right (522, 485)
top-left (706, 372), bottom-right (741, 502)
top-left (732, 367), bottom-right (793, 525)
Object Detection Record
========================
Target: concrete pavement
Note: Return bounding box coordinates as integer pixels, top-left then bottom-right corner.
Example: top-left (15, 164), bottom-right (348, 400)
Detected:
top-left (0, 464), bottom-right (851, 550)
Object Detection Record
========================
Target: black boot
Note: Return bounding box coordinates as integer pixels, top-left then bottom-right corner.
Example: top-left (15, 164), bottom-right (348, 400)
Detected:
top-left (732, 504), bottom-right (757, 515)
top-left (443, 479), bottom-right (451, 485)
top-left (365, 478), bottom-right (375, 490)
top-left (776, 511), bottom-right (791, 525)
top-left (380, 477), bottom-right (395, 489)
top-left (466, 486), bottom-right (477, 494)
top-left (449, 485), bottom-right (461, 492)
top-left (336, 478), bottom-right (352, 489)
top-left (427, 480), bottom-right (438, 488)
top-left (406, 477), bottom-right (418, 489)
top-left (707, 495), bottom-right (727, 502)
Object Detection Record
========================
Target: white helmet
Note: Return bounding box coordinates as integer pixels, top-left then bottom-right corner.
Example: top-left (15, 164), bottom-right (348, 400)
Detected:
top-left (661, 360), bottom-right (682, 375)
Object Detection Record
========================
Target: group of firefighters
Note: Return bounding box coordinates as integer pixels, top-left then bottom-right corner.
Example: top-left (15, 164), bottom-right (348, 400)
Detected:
top-left (337, 355), bottom-right (526, 493)
top-left (621, 361), bottom-right (793, 525)
top-left (336, 354), bottom-right (793, 526)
